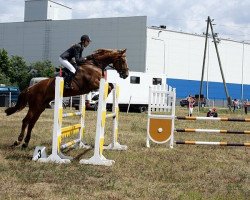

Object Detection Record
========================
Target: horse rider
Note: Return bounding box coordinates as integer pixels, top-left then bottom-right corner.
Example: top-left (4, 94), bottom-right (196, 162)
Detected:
top-left (59, 34), bottom-right (92, 88)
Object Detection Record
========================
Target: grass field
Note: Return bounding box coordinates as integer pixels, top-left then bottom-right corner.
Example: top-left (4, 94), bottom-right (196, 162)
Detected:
top-left (0, 106), bottom-right (249, 200)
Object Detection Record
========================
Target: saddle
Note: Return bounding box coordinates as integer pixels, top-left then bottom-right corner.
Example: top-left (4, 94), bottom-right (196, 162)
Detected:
top-left (55, 65), bottom-right (79, 78)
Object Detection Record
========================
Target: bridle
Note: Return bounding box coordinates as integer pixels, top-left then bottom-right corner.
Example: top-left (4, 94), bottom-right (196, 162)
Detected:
top-left (111, 57), bottom-right (129, 79)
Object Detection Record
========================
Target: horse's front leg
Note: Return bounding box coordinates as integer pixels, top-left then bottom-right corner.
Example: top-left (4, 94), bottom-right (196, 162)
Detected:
top-left (90, 78), bottom-right (113, 96)
top-left (108, 83), bottom-right (114, 94)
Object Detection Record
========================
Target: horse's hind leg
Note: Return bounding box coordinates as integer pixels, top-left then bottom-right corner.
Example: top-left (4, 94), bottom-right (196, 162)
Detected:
top-left (22, 108), bottom-right (45, 148)
top-left (13, 110), bottom-right (33, 146)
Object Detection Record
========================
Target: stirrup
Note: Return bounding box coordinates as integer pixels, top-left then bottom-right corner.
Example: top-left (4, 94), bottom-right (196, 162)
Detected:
top-left (64, 77), bottom-right (71, 89)
top-left (64, 81), bottom-right (71, 89)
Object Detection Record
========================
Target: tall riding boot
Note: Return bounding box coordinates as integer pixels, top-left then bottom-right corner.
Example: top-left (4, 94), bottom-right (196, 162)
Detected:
top-left (64, 71), bottom-right (74, 89)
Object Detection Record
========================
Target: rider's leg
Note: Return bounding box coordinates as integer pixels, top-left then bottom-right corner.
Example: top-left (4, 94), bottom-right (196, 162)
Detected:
top-left (59, 57), bottom-right (76, 88)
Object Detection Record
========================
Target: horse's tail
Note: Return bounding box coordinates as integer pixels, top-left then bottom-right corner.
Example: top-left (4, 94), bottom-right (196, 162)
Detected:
top-left (5, 88), bottom-right (29, 116)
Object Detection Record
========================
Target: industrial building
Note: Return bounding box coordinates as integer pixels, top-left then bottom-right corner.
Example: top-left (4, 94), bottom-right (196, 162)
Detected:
top-left (0, 0), bottom-right (249, 101)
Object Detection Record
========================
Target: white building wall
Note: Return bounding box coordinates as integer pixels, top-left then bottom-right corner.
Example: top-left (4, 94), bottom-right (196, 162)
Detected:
top-left (211, 40), bottom-right (243, 84)
top-left (243, 44), bottom-right (250, 85)
top-left (146, 29), bottom-right (205, 80)
top-left (25, 0), bottom-right (72, 21)
top-left (146, 27), bottom-right (250, 85)
top-left (47, 1), bottom-right (72, 20)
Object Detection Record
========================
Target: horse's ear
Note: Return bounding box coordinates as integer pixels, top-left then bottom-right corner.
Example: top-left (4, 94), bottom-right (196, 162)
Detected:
top-left (119, 49), bottom-right (126, 55)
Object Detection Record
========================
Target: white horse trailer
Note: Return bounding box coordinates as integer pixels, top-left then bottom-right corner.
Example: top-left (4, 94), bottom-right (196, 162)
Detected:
top-left (106, 70), bottom-right (167, 112)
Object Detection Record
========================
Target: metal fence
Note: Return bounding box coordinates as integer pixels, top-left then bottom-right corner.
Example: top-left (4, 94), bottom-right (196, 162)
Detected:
top-left (0, 92), bottom-right (14, 107)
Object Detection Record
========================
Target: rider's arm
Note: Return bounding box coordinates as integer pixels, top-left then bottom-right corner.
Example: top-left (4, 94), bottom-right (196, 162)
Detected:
top-left (74, 44), bottom-right (86, 65)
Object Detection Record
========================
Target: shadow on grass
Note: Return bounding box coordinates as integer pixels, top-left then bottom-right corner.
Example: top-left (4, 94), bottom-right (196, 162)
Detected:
top-left (0, 143), bottom-right (37, 161)
top-left (5, 153), bottom-right (32, 161)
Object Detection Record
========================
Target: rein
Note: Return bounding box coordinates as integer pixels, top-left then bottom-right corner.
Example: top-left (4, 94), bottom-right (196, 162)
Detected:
top-left (86, 54), bottom-right (118, 78)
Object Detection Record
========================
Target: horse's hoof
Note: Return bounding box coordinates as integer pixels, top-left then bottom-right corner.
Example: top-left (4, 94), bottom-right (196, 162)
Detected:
top-left (11, 141), bottom-right (20, 147)
top-left (21, 143), bottom-right (28, 149)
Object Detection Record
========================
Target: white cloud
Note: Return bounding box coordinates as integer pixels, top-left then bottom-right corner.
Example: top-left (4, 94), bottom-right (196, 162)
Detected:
top-left (0, 1), bottom-right (24, 22)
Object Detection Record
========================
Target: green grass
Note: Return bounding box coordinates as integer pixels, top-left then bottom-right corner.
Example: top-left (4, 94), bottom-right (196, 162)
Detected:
top-left (0, 107), bottom-right (249, 200)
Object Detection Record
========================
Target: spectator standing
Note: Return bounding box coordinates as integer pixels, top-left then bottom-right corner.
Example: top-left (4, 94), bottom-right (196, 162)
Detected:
top-left (187, 95), bottom-right (195, 117)
top-left (233, 99), bottom-right (239, 112)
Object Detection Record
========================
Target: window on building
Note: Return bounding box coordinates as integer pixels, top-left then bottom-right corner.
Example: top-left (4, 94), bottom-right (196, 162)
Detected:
top-left (152, 78), bottom-right (162, 85)
top-left (130, 76), bottom-right (140, 84)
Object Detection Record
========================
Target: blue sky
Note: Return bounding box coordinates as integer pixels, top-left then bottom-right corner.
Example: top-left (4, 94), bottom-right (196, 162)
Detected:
top-left (1, 0), bottom-right (250, 41)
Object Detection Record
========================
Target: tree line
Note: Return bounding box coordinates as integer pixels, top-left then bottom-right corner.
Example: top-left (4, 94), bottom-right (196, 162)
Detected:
top-left (0, 49), bottom-right (55, 91)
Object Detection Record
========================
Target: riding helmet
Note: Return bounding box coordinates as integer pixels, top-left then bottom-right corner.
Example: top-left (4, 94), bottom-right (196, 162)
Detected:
top-left (80, 35), bottom-right (92, 42)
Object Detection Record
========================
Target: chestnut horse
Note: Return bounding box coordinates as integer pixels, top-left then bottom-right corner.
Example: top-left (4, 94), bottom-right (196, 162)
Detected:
top-left (5, 49), bottom-right (129, 148)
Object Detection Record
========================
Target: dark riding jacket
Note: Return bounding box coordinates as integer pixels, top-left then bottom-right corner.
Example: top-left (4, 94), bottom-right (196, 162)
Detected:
top-left (60, 43), bottom-right (85, 65)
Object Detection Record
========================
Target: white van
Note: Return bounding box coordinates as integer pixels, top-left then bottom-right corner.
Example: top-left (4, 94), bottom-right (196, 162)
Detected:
top-left (29, 77), bottom-right (49, 86)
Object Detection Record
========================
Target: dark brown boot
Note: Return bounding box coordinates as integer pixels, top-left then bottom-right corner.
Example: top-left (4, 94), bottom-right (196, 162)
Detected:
top-left (64, 71), bottom-right (74, 89)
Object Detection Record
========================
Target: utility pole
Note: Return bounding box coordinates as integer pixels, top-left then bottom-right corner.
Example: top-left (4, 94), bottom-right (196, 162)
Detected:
top-left (199, 16), bottom-right (210, 112)
top-left (199, 16), bottom-right (231, 111)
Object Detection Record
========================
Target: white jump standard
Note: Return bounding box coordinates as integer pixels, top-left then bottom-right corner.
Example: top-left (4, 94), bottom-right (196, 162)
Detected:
top-left (38, 77), bottom-right (89, 164)
top-left (146, 84), bottom-right (176, 148)
top-left (80, 78), bottom-right (127, 166)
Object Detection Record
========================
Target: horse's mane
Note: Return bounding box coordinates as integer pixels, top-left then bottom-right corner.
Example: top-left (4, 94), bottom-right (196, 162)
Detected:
top-left (93, 48), bottom-right (115, 55)
top-left (92, 49), bottom-right (121, 60)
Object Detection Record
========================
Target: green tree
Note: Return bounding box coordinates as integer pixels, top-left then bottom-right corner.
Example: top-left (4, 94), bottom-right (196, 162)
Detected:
top-left (0, 49), bottom-right (56, 90)
top-left (0, 49), bottom-right (11, 77)
top-left (30, 60), bottom-right (55, 78)
top-left (9, 55), bottom-right (31, 90)
top-left (0, 72), bottom-right (11, 85)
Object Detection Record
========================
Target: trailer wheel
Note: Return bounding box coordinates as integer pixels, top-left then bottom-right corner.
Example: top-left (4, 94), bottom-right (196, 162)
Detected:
top-left (138, 106), bottom-right (146, 113)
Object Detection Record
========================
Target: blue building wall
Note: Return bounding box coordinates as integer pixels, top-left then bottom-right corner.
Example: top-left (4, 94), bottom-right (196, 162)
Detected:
top-left (167, 78), bottom-right (250, 100)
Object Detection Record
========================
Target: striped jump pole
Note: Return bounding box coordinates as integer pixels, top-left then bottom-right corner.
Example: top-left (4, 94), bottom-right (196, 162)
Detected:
top-left (61, 124), bottom-right (81, 137)
top-left (175, 128), bottom-right (250, 134)
top-left (61, 139), bottom-right (81, 150)
top-left (175, 117), bottom-right (250, 147)
top-left (175, 141), bottom-right (250, 147)
top-left (176, 116), bottom-right (250, 122)
top-left (62, 111), bottom-right (82, 117)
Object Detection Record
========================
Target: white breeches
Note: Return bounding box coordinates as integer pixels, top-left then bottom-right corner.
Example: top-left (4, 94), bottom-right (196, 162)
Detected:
top-left (59, 57), bottom-right (76, 73)
top-left (189, 107), bottom-right (193, 115)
